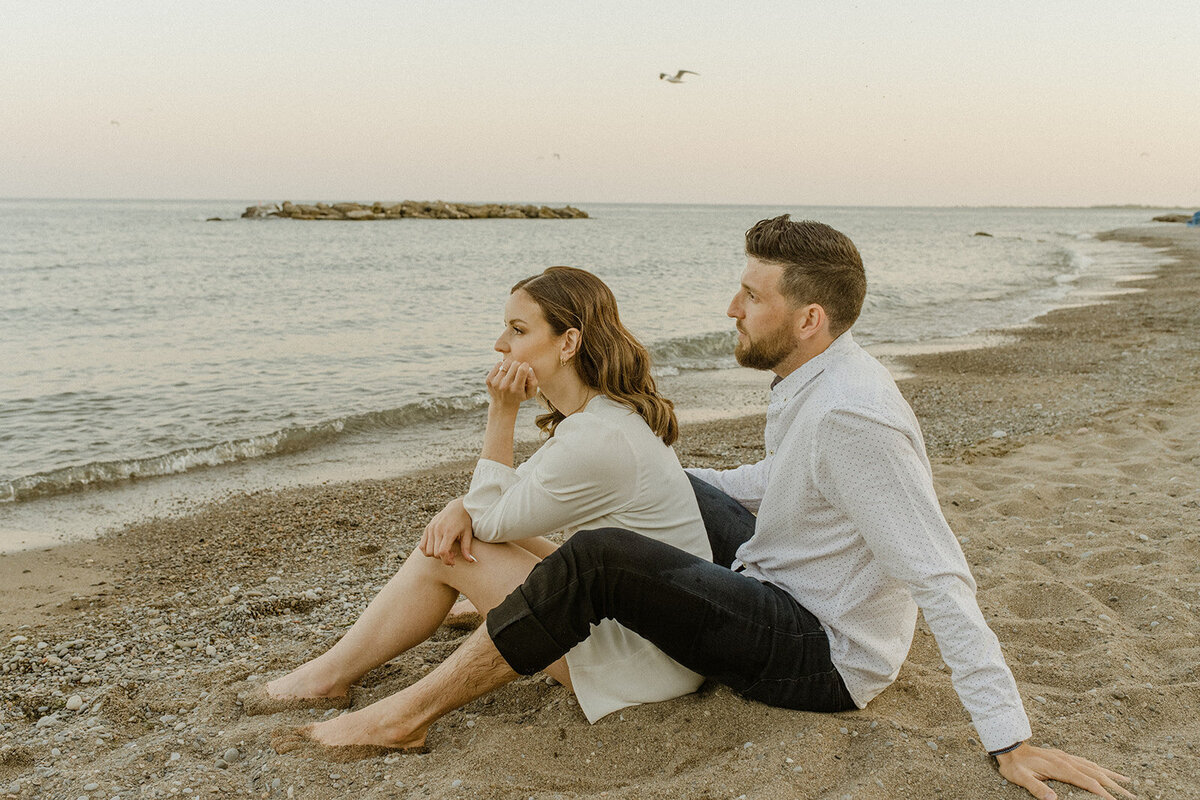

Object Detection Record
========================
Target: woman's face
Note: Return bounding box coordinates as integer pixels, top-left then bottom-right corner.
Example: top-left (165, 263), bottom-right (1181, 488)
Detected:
top-left (494, 289), bottom-right (567, 378)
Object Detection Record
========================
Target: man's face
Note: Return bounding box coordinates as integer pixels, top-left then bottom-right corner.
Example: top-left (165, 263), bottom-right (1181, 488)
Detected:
top-left (727, 257), bottom-right (800, 371)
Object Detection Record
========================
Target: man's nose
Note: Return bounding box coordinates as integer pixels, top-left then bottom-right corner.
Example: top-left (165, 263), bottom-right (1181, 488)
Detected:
top-left (727, 296), bottom-right (741, 318)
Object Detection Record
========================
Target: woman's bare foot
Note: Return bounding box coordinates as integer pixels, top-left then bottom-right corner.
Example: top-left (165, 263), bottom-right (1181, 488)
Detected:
top-left (442, 597), bottom-right (482, 630)
top-left (244, 662), bottom-right (353, 716)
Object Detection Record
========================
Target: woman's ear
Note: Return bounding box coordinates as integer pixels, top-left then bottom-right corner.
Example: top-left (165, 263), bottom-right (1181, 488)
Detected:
top-left (560, 328), bottom-right (582, 362)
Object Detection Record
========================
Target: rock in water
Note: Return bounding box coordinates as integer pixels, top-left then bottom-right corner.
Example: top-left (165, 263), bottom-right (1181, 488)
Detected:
top-left (241, 204), bottom-right (281, 219)
top-left (241, 200), bottom-right (589, 221)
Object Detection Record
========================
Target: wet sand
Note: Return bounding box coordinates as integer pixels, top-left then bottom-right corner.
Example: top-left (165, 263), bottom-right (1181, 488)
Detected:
top-left (2, 226), bottom-right (1198, 799)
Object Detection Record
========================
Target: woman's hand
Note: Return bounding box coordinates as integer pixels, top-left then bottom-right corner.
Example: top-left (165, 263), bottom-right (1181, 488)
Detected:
top-left (420, 497), bottom-right (477, 567)
top-left (486, 360), bottom-right (538, 412)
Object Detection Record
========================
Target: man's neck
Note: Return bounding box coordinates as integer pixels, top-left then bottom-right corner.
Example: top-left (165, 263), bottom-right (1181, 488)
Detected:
top-left (771, 332), bottom-right (837, 381)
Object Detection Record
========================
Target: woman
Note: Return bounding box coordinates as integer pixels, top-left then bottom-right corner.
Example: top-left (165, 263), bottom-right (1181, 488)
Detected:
top-left (255, 266), bottom-right (712, 746)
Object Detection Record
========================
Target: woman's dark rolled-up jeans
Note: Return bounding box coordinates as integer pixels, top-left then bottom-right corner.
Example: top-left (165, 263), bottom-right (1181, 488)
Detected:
top-left (486, 475), bottom-right (856, 712)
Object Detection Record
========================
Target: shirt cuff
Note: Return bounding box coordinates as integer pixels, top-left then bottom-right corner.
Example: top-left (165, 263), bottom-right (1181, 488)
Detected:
top-left (975, 710), bottom-right (1033, 753)
top-left (469, 458), bottom-right (519, 495)
top-left (463, 459), bottom-right (520, 528)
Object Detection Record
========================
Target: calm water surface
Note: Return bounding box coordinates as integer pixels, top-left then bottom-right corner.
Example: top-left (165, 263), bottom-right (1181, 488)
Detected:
top-left (0, 201), bottom-right (1173, 507)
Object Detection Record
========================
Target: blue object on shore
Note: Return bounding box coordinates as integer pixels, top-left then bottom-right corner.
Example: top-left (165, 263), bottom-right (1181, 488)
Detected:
top-left (1187, 211), bottom-right (1200, 227)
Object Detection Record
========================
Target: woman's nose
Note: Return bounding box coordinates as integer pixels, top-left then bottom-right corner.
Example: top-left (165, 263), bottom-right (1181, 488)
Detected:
top-left (494, 335), bottom-right (508, 353)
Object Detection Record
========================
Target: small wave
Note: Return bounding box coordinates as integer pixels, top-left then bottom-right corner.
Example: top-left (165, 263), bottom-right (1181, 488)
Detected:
top-left (1066, 248), bottom-right (1095, 272)
top-left (0, 393), bottom-right (489, 504)
top-left (648, 330), bottom-right (738, 371)
top-left (1043, 244), bottom-right (1093, 287)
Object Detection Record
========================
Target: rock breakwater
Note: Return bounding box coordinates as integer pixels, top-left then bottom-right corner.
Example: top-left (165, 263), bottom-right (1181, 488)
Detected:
top-left (241, 201), bottom-right (588, 220)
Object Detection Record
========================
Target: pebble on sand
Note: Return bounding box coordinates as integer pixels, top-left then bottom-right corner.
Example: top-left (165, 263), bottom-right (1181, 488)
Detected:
top-left (66, 695), bottom-right (83, 711)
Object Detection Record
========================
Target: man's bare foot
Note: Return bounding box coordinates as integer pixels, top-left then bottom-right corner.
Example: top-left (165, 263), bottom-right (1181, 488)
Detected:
top-left (442, 597), bottom-right (482, 630)
top-left (271, 724), bottom-right (428, 762)
top-left (272, 705), bottom-right (429, 761)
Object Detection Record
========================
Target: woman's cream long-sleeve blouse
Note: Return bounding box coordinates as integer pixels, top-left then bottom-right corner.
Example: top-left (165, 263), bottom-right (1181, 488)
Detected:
top-left (463, 395), bottom-right (712, 722)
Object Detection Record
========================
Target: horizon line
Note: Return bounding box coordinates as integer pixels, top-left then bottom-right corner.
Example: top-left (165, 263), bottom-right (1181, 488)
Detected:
top-left (0, 197), bottom-right (1195, 211)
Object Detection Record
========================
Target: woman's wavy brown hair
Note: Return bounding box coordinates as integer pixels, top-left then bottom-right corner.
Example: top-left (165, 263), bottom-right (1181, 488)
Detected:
top-left (512, 266), bottom-right (679, 445)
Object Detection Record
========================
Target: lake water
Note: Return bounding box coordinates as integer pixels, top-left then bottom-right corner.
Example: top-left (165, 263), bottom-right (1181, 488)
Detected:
top-left (0, 200), bottom-right (1174, 548)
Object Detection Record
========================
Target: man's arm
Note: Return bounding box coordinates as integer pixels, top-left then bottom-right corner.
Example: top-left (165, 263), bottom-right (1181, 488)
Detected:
top-left (685, 458), bottom-right (772, 512)
top-left (815, 409), bottom-right (1132, 800)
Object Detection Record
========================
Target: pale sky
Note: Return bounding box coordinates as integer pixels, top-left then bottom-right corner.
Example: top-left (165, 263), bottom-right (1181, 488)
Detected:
top-left (2, 1), bottom-right (1197, 206)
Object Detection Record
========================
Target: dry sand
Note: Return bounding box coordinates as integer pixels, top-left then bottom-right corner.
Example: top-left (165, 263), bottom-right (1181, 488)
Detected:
top-left (2, 226), bottom-right (1198, 800)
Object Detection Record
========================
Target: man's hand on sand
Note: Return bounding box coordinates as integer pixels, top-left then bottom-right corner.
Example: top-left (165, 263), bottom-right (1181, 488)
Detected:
top-left (996, 742), bottom-right (1134, 800)
top-left (420, 497), bottom-right (477, 566)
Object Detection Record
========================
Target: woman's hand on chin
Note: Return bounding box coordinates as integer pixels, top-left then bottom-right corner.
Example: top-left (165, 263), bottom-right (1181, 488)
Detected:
top-left (487, 360), bottom-right (538, 412)
top-left (420, 497), bottom-right (477, 566)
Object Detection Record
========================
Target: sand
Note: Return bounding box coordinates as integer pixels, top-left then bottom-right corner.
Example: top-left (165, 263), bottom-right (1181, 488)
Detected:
top-left (2, 226), bottom-right (1198, 800)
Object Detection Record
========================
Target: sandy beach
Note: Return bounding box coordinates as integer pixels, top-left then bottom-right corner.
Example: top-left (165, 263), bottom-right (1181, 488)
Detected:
top-left (2, 225), bottom-right (1198, 800)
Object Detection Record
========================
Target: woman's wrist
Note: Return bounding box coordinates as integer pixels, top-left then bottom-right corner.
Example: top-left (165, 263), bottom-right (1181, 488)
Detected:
top-left (481, 407), bottom-right (518, 467)
top-left (487, 401), bottom-right (521, 420)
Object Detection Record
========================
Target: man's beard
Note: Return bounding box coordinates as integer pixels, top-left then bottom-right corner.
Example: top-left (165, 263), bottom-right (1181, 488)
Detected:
top-left (734, 322), bottom-right (797, 371)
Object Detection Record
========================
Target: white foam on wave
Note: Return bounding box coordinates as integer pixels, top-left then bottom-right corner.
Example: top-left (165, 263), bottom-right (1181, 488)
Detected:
top-left (0, 393), bottom-right (490, 504)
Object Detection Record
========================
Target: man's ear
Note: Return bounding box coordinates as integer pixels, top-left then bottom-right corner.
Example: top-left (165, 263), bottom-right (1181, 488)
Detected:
top-left (793, 303), bottom-right (829, 341)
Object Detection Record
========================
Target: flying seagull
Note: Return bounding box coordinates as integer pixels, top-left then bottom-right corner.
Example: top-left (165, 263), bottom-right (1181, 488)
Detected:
top-left (659, 70), bottom-right (699, 84)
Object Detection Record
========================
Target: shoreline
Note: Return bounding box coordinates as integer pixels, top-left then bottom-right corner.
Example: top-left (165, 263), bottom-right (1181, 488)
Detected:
top-left (2, 226), bottom-right (1198, 799)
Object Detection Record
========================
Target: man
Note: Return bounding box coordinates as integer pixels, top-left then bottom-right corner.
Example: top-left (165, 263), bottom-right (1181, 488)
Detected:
top-left (278, 216), bottom-right (1130, 800)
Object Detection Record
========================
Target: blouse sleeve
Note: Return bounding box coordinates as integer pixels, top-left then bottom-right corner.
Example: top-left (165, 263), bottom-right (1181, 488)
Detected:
top-left (463, 418), bottom-right (638, 542)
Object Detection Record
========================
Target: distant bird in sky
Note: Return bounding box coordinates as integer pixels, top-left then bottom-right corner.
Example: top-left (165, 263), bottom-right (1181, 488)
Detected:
top-left (110, 119), bottom-right (120, 127)
top-left (659, 70), bottom-right (698, 84)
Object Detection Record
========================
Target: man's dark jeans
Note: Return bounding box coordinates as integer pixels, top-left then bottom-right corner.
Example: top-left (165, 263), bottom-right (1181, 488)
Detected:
top-left (486, 475), bottom-right (856, 712)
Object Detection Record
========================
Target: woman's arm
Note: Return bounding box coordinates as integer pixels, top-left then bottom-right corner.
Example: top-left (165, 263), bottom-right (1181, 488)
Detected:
top-left (465, 419), bottom-right (636, 542)
top-left (480, 360), bottom-right (537, 468)
top-left (424, 360), bottom-right (538, 564)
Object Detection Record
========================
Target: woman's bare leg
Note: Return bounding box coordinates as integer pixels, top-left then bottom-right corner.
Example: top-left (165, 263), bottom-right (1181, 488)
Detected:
top-left (443, 536), bottom-right (559, 628)
top-left (266, 540), bottom-right (566, 702)
top-left (511, 535), bottom-right (559, 559)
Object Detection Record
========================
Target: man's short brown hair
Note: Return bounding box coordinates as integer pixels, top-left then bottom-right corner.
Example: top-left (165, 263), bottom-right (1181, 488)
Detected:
top-left (744, 215), bottom-right (866, 336)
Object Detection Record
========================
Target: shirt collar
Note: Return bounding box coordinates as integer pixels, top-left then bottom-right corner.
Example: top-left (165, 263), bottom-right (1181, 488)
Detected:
top-left (769, 330), bottom-right (856, 399)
